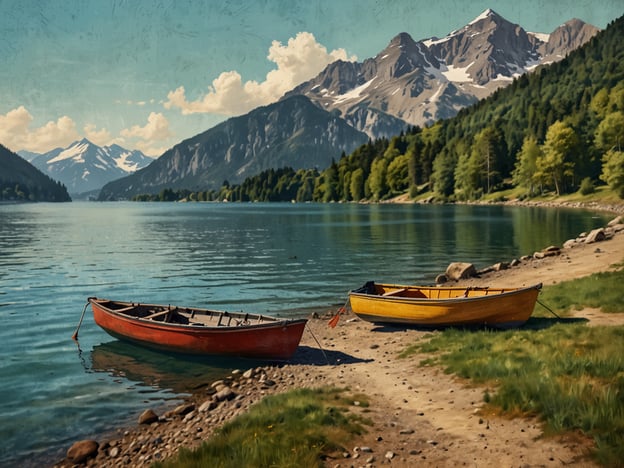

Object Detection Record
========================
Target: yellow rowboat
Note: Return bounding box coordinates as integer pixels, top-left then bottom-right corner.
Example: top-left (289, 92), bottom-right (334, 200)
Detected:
top-left (348, 281), bottom-right (542, 329)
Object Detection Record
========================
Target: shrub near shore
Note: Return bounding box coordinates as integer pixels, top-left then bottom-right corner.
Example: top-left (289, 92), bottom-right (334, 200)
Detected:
top-left (402, 268), bottom-right (624, 467)
top-left (153, 387), bottom-right (370, 468)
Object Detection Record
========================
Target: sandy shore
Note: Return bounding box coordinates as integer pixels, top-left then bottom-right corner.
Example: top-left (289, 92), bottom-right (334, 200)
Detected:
top-left (55, 208), bottom-right (624, 467)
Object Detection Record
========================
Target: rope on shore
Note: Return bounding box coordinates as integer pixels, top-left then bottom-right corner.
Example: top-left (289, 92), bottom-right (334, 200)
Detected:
top-left (305, 326), bottom-right (331, 365)
top-left (537, 299), bottom-right (561, 319)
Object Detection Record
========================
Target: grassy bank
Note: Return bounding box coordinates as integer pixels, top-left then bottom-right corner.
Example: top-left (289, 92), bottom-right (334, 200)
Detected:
top-left (536, 265), bottom-right (624, 315)
top-left (402, 268), bottom-right (624, 466)
top-left (153, 387), bottom-right (370, 468)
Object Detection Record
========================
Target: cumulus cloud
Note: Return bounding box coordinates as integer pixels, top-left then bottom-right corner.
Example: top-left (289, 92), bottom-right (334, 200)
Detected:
top-left (120, 112), bottom-right (172, 140)
top-left (164, 32), bottom-right (356, 116)
top-left (83, 124), bottom-right (118, 147)
top-left (0, 106), bottom-right (171, 157)
top-left (119, 112), bottom-right (172, 156)
top-left (0, 106), bottom-right (80, 153)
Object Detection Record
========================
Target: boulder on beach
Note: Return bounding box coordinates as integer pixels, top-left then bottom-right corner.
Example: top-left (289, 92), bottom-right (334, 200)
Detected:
top-left (67, 439), bottom-right (99, 464)
top-left (138, 408), bottom-right (159, 425)
top-left (585, 228), bottom-right (606, 244)
top-left (445, 262), bottom-right (477, 281)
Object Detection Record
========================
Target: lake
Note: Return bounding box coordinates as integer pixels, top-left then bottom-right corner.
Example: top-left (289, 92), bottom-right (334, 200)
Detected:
top-left (0, 201), bottom-right (610, 466)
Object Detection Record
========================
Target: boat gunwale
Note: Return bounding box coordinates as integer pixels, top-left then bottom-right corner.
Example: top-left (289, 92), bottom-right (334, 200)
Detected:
top-left (348, 283), bottom-right (542, 306)
top-left (89, 297), bottom-right (307, 332)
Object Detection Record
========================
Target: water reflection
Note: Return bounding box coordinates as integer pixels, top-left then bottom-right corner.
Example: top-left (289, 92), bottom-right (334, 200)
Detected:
top-left (89, 340), bottom-right (258, 394)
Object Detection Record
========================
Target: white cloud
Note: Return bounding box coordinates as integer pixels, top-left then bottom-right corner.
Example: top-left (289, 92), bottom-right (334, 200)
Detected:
top-left (83, 124), bottom-right (118, 147)
top-left (119, 112), bottom-right (172, 156)
top-left (120, 112), bottom-right (172, 140)
top-left (0, 106), bottom-right (80, 153)
top-left (0, 106), bottom-right (170, 157)
top-left (164, 32), bottom-right (356, 116)
top-left (132, 140), bottom-right (169, 157)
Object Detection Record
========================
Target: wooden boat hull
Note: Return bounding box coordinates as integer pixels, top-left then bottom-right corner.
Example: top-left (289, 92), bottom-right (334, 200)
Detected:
top-left (348, 282), bottom-right (541, 329)
top-left (89, 298), bottom-right (307, 360)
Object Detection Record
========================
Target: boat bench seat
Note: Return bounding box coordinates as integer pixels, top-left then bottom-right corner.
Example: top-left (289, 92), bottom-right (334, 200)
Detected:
top-left (382, 288), bottom-right (406, 297)
top-left (145, 309), bottom-right (174, 320)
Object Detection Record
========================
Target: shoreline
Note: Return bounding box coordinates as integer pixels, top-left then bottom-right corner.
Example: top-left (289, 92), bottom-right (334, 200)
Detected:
top-left (53, 206), bottom-right (624, 467)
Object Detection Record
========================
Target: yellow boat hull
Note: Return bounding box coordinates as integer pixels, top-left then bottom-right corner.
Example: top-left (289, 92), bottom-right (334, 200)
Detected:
top-left (348, 282), bottom-right (542, 329)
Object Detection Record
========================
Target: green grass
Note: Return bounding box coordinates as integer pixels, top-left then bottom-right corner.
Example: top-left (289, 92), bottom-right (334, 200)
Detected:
top-left (153, 387), bottom-right (370, 468)
top-left (401, 271), bottom-right (624, 466)
top-left (535, 265), bottom-right (624, 315)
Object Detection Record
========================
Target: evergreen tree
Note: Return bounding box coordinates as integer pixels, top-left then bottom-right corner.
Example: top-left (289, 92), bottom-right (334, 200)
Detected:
top-left (431, 149), bottom-right (456, 198)
top-left (350, 168), bottom-right (365, 201)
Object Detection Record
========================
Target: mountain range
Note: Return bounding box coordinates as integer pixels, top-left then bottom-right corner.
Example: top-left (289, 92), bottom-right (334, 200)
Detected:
top-left (20, 139), bottom-right (152, 197)
top-left (98, 9), bottom-right (599, 200)
top-left (284, 9), bottom-right (600, 137)
top-left (98, 95), bottom-right (368, 200)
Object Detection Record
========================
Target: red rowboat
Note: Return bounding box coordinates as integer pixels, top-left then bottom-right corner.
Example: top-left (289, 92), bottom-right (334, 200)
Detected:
top-left (88, 297), bottom-right (307, 360)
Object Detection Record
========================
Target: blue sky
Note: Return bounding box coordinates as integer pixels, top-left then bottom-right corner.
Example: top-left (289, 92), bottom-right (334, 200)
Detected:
top-left (1, 0), bottom-right (621, 156)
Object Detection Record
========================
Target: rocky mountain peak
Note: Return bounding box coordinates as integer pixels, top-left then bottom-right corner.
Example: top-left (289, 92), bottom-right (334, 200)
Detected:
top-left (540, 18), bottom-right (600, 61)
top-left (376, 32), bottom-right (440, 78)
top-left (21, 140), bottom-right (152, 196)
top-left (283, 9), bottom-right (598, 140)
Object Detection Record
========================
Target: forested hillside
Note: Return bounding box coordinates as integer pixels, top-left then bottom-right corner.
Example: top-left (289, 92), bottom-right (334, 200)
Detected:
top-left (134, 15), bottom-right (624, 203)
top-left (0, 144), bottom-right (71, 202)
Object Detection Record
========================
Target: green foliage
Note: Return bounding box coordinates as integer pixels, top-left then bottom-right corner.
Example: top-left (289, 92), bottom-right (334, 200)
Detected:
top-left (579, 177), bottom-right (596, 195)
top-left (536, 121), bottom-right (578, 195)
top-left (454, 153), bottom-right (481, 200)
top-left (431, 149), bottom-right (457, 199)
top-left (153, 387), bottom-right (369, 468)
top-left (600, 149), bottom-right (624, 198)
top-left (512, 136), bottom-right (541, 196)
top-left (594, 111), bottom-right (624, 151)
top-left (350, 168), bottom-right (365, 201)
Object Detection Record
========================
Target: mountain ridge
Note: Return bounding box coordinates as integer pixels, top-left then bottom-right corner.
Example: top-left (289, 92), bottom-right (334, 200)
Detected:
top-left (98, 95), bottom-right (368, 200)
top-left (1, 144), bottom-right (71, 202)
top-left (21, 139), bottom-right (152, 196)
top-left (285, 9), bottom-right (600, 138)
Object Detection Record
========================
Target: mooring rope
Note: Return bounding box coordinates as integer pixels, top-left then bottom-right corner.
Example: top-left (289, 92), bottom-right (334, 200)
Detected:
top-left (72, 299), bottom-right (91, 341)
top-left (305, 325), bottom-right (331, 365)
top-left (537, 298), bottom-right (561, 319)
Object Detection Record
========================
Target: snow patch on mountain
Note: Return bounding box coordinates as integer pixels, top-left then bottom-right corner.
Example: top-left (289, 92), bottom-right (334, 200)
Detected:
top-left (442, 64), bottom-right (474, 83)
top-left (284, 9), bottom-right (599, 139)
top-left (334, 79), bottom-right (375, 104)
top-left (21, 139), bottom-right (153, 196)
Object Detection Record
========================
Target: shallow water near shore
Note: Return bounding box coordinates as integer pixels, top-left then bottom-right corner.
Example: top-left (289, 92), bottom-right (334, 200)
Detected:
top-left (0, 201), bottom-right (610, 466)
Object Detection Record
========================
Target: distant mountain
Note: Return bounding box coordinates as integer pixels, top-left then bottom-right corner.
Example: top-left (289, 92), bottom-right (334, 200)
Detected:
top-left (284, 9), bottom-right (600, 138)
top-left (21, 139), bottom-right (152, 196)
top-left (538, 18), bottom-right (603, 63)
top-left (0, 144), bottom-right (71, 202)
top-left (98, 95), bottom-right (368, 200)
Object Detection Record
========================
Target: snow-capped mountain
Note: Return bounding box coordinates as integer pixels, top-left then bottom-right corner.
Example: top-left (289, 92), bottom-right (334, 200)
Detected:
top-left (21, 138), bottom-right (153, 196)
top-left (284, 9), bottom-right (599, 138)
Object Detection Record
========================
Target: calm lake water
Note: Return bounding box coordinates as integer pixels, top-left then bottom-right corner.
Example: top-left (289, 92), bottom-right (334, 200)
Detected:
top-left (0, 201), bottom-right (611, 466)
